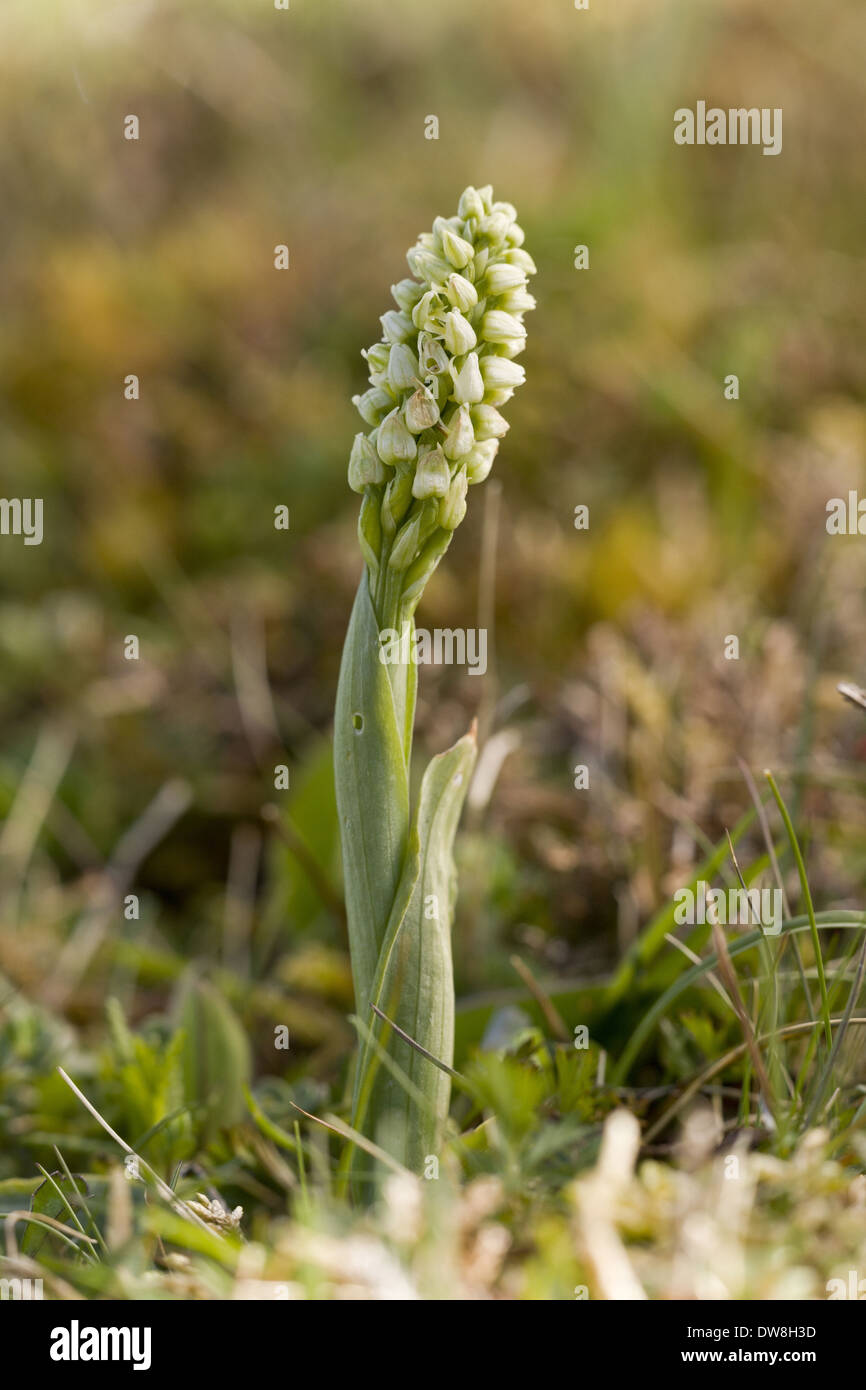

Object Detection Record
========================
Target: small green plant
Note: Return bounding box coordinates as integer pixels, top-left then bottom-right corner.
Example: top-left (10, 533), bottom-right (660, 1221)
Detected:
top-left (608, 770), bottom-right (866, 1159)
top-left (334, 186), bottom-right (536, 1184)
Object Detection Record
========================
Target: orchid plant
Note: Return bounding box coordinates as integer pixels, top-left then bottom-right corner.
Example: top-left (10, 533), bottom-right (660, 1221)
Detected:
top-left (334, 186), bottom-right (535, 1187)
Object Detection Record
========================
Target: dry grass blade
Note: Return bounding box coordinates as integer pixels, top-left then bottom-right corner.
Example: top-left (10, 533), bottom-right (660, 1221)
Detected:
top-left (838, 682), bottom-right (866, 712)
top-left (56, 1067), bottom-right (218, 1238)
top-left (508, 955), bottom-right (569, 1042)
top-left (288, 1101), bottom-right (413, 1179)
top-left (663, 932), bottom-right (732, 1011)
top-left (369, 1002), bottom-right (464, 1079)
top-left (643, 1017), bottom-right (866, 1144)
top-left (708, 905), bottom-right (775, 1124)
top-left (43, 780), bottom-right (193, 1008)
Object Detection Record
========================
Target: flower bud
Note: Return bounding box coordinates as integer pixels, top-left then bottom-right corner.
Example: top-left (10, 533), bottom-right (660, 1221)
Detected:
top-left (492, 200), bottom-right (518, 225)
top-left (380, 310), bottom-right (415, 343)
top-left (388, 342), bottom-right (420, 392)
top-left (443, 309), bottom-right (477, 356)
top-left (358, 491), bottom-right (382, 570)
top-left (483, 388), bottom-right (515, 408)
top-left (506, 223), bottom-right (525, 247)
top-left (363, 342), bottom-right (390, 376)
top-left (353, 386), bottom-right (394, 425)
top-left (450, 351), bottom-right (485, 405)
top-left (412, 444), bottom-right (451, 499)
top-left (479, 355), bottom-right (525, 390)
top-left (504, 248), bottom-right (538, 275)
top-left (391, 278), bottom-right (424, 313)
top-left (348, 432), bottom-right (387, 492)
top-left (442, 404), bottom-right (475, 460)
top-left (471, 404), bottom-right (510, 440)
top-left (412, 289), bottom-right (444, 332)
top-left (458, 186), bottom-right (486, 221)
top-left (476, 185), bottom-right (494, 212)
top-left (404, 384), bottom-right (440, 433)
top-left (406, 246), bottom-right (452, 283)
top-left (478, 212), bottom-right (511, 247)
top-left (481, 309), bottom-right (526, 346)
top-left (377, 409), bottom-right (417, 465)
top-left (444, 273), bottom-right (478, 313)
top-left (473, 248), bottom-right (490, 280)
top-left (464, 438), bottom-right (499, 485)
top-left (482, 262), bottom-right (526, 296)
top-left (497, 288), bottom-right (536, 314)
top-left (436, 220), bottom-right (474, 270)
top-left (417, 331), bottom-right (449, 375)
top-left (382, 466), bottom-right (414, 533)
top-left (388, 510), bottom-right (423, 571)
top-left (438, 468), bottom-right (468, 531)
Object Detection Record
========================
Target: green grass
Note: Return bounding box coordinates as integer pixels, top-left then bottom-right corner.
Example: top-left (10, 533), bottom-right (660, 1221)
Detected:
top-left (2, 758), bottom-right (865, 1298)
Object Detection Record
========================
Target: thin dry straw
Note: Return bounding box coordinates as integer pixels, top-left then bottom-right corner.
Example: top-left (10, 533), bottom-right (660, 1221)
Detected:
top-left (644, 1017), bottom-right (866, 1144)
top-left (57, 1067), bottom-right (219, 1238)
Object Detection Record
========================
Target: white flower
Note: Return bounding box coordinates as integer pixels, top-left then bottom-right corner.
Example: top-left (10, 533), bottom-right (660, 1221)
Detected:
top-left (481, 310), bottom-right (526, 346)
top-left (479, 356), bottom-right (525, 390)
top-left (377, 409), bottom-right (417, 465)
top-left (349, 187), bottom-right (534, 574)
top-left (451, 352), bottom-right (485, 405)
top-left (471, 404), bottom-right (510, 440)
top-left (444, 273), bottom-right (478, 312)
top-left (443, 309), bottom-right (477, 356)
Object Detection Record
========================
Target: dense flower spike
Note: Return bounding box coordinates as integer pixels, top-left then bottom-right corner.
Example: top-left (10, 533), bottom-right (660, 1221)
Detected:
top-left (349, 186), bottom-right (535, 624)
top-left (337, 191), bottom-right (534, 1186)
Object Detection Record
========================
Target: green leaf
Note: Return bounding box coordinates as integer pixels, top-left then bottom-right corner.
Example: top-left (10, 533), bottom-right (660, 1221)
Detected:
top-left (353, 727), bottom-right (477, 1177)
top-left (334, 575), bottom-right (415, 1018)
top-left (177, 977), bottom-right (252, 1142)
top-left (21, 1171), bottom-right (90, 1258)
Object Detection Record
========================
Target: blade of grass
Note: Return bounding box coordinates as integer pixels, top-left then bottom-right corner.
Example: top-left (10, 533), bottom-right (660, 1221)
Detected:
top-left (40, 1162), bottom-right (102, 1262)
top-left (765, 770), bottom-right (831, 1049)
top-left (293, 1121), bottom-right (308, 1207)
top-left (644, 1017), bottom-right (866, 1145)
top-left (603, 807), bottom-right (756, 1007)
top-left (509, 955), bottom-right (569, 1041)
top-left (803, 933), bottom-right (866, 1129)
top-left (370, 1002), bottom-right (465, 1081)
top-left (243, 1085), bottom-right (300, 1156)
top-left (725, 831), bottom-right (788, 1116)
top-left (57, 1067), bottom-right (217, 1238)
top-left (611, 912), bottom-right (866, 1084)
top-left (707, 908), bottom-right (776, 1128)
top-left (5, 1211), bottom-right (98, 1260)
top-left (289, 1101), bottom-right (413, 1180)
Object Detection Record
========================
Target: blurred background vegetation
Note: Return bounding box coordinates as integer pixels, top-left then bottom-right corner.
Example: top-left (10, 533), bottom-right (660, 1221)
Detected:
top-left (0, 0), bottom-right (864, 1195)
